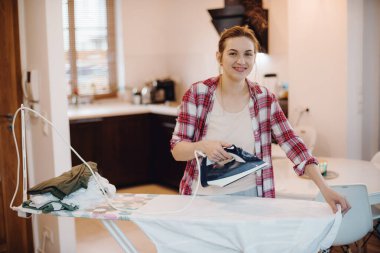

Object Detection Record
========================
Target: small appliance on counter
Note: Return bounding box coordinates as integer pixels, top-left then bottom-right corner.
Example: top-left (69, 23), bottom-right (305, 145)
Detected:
top-left (141, 79), bottom-right (176, 104)
top-left (152, 79), bottom-right (175, 103)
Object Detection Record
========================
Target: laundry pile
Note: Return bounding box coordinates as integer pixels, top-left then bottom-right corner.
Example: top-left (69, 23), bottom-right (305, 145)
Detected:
top-left (22, 162), bottom-right (116, 213)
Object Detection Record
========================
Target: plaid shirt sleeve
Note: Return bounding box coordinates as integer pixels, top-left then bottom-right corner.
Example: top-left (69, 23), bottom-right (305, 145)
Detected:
top-left (270, 94), bottom-right (318, 175)
top-left (170, 84), bottom-right (199, 150)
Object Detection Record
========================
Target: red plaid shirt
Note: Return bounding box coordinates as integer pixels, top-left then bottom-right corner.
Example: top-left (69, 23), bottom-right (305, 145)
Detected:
top-left (170, 76), bottom-right (318, 197)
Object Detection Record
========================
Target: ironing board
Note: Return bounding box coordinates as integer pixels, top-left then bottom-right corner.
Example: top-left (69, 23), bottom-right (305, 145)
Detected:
top-left (12, 106), bottom-right (340, 252)
top-left (17, 193), bottom-right (341, 253)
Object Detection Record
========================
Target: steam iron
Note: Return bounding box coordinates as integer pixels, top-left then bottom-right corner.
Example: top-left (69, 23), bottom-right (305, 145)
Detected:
top-left (200, 145), bottom-right (268, 187)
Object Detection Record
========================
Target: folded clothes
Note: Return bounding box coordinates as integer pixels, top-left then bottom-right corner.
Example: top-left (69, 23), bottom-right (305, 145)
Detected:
top-left (62, 172), bottom-right (116, 209)
top-left (29, 193), bottom-right (59, 209)
top-left (23, 171), bottom-right (116, 213)
top-left (28, 162), bottom-right (98, 199)
top-left (23, 200), bottom-right (78, 213)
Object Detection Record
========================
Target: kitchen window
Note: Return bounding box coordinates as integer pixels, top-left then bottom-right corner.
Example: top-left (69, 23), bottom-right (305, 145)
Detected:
top-left (62, 0), bottom-right (117, 98)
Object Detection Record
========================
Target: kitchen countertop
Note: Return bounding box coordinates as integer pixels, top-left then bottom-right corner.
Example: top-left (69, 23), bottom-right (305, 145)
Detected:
top-left (68, 99), bottom-right (179, 120)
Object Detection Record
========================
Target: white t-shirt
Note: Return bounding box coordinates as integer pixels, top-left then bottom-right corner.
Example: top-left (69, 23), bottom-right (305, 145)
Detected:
top-left (192, 97), bottom-right (257, 195)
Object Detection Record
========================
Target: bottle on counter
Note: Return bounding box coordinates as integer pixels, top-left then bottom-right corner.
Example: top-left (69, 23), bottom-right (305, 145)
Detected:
top-left (132, 88), bottom-right (142, 105)
top-left (141, 83), bottom-right (153, 104)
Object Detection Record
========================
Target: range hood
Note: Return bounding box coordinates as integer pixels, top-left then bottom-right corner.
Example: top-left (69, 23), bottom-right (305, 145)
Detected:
top-left (208, 0), bottom-right (268, 53)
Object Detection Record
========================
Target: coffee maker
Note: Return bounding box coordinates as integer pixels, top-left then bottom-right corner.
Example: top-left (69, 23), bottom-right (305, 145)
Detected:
top-left (151, 79), bottom-right (175, 103)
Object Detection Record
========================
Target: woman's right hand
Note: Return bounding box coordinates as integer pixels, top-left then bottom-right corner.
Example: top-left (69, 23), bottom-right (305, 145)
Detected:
top-left (198, 140), bottom-right (232, 162)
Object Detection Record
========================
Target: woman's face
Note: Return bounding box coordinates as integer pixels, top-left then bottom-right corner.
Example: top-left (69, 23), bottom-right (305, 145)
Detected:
top-left (218, 36), bottom-right (255, 82)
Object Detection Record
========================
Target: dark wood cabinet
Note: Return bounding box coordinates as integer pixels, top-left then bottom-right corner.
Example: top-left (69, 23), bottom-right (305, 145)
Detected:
top-left (101, 114), bottom-right (152, 187)
top-left (69, 113), bottom-right (185, 189)
top-left (151, 114), bottom-right (186, 189)
top-left (70, 118), bottom-right (104, 172)
top-left (70, 114), bottom-right (151, 188)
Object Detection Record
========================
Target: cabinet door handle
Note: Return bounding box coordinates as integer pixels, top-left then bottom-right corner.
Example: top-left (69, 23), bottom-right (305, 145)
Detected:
top-left (162, 122), bottom-right (176, 129)
top-left (70, 118), bottom-right (103, 124)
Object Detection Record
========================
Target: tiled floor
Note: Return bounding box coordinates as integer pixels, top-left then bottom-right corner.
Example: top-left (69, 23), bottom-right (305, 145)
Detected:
top-left (75, 184), bottom-right (177, 253)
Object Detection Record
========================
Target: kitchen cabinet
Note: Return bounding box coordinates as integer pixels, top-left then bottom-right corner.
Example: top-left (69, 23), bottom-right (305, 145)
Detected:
top-left (151, 114), bottom-right (186, 189)
top-left (101, 114), bottom-right (152, 187)
top-left (70, 114), bottom-right (152, 188)
top-left (70, 118), bottom-right (104, 172)
top-left (70, 112), bottom-right (184, 189)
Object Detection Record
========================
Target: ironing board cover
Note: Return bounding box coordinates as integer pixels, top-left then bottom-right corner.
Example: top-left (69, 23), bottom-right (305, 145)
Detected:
top-left (17, 193), bottom-right (154, 220)
top-left (18, 193), bottom-right (341, 253)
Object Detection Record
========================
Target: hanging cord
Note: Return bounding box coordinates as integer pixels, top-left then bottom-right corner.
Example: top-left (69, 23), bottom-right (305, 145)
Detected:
top-left (10, 105), bottom-right (26, 210)
top-left (9, 106), bottom-right (107, 210)
top-left (130, 150), bottom-right (204, 215)
top-left (294, 107), bottom-right (310, 127)
top-left (10, 105), bottom-right (205, 215)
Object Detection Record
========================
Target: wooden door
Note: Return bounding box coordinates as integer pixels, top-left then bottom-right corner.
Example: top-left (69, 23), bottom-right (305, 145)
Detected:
top-left (0, 0), bottom-right (34, 252)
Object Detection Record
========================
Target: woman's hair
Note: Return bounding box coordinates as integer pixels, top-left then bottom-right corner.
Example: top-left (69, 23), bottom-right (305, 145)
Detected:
top-left (218, 25), bottom-right (260, 54)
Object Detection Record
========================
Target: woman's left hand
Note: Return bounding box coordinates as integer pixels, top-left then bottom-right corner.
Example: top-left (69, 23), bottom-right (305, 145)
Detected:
top-left (320, 187), bottom-right (351, 214)
top-left (305, 164), bottom-right (351, 214)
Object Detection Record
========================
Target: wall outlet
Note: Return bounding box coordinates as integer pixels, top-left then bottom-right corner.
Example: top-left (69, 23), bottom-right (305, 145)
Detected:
top-left (294, 106), bottom-right (310, 113)
top-left (43, 226), bottom-right (54, 244)
top-left (17, 210), bottom-right (32, 218)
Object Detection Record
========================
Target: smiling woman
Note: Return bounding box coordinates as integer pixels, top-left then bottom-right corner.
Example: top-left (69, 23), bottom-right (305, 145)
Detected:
top-left (170, 25), bottom-right (350, 215)
top-left (62, 0), bottom-right (117, 99)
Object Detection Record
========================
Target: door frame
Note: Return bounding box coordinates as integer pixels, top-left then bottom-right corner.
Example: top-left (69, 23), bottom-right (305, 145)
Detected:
top-left (0, 0), bottom-right (34, 252)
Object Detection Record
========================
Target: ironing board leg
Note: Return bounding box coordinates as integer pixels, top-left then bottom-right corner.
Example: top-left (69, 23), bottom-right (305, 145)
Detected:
top-left (101, 220), bottom-right (139, 253)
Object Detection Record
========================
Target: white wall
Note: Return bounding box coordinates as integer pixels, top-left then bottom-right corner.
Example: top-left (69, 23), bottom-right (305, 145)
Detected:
top-left (19, 0), bottom-right (75, 252)
top-left (121, 0), bottom-right (171, 89)
top-left (347, 0), bottom-right (364, 159)
top-left (287, 0), bottom-right (379, 159)
top-left (288, 0), bottom-right (349, 157)
top-left (362, 0), bottom-right (380, 160)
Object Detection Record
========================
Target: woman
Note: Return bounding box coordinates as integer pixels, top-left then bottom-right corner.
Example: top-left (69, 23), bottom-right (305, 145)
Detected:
top-left (170, 25), bottom-right (349, 214)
